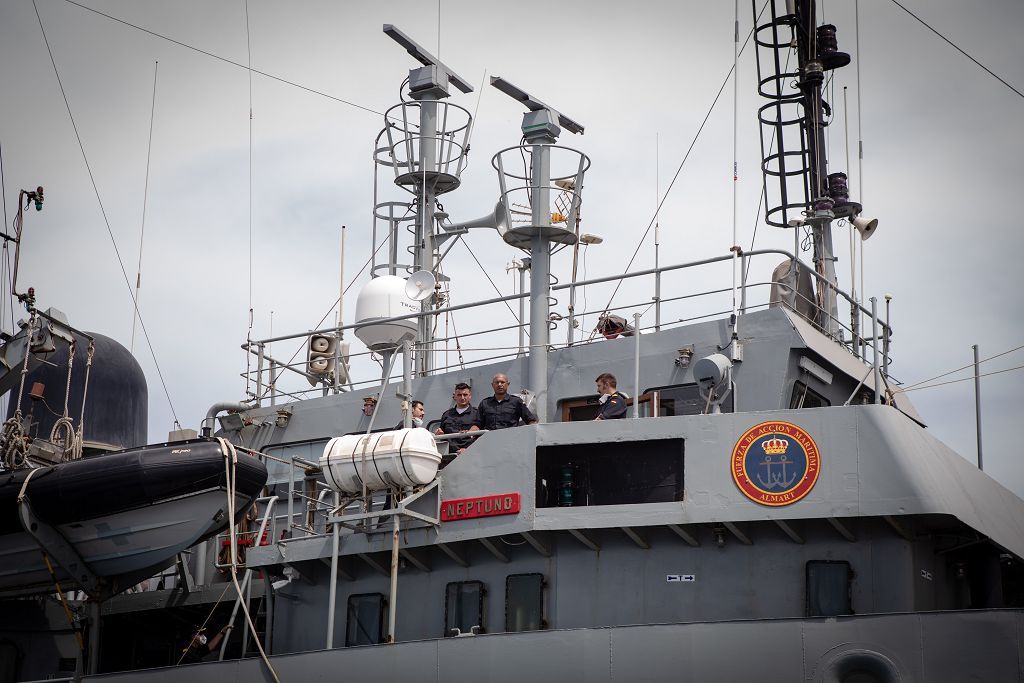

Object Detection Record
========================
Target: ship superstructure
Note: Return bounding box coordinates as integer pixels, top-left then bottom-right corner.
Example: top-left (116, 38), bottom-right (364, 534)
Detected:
top-left (1, 1), bottom-right (1022, 682)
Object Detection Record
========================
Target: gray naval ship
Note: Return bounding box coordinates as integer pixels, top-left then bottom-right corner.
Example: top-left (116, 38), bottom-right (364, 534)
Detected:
top-left (3, 1), bottom-right (1023, 681)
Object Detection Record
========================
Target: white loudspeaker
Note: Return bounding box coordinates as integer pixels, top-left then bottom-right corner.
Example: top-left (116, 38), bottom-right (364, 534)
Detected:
top-left (853, 215), bottom-right (878, 241)
top-left (307, 333), bottom-right (350, 386)
top-left (443, 199), bottom-right (510, 237)
top-left (405, 271), bottom-right (437, 302)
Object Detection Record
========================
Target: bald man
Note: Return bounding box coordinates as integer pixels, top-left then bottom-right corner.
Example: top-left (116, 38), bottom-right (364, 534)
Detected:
top-left (475, 373), bottom-right (538, 430)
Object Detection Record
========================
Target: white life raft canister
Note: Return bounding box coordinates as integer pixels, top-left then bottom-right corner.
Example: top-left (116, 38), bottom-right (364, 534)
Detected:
top-left (319, 427), bottom-right (441, 494)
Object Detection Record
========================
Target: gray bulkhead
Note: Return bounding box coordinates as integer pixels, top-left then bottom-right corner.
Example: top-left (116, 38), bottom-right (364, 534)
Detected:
top-left (252, 403), bottom-right (1024, 652)
top-left (214, 308), bottom-right (1024, 652)
top-left (85, 610), bottom-right (1024, 683)
top-left (65, 307), bottom-right (1023, 680)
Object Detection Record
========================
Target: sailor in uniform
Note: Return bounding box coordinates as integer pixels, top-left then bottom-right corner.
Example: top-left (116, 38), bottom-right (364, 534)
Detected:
top-left (435, 383), bottom-right (480, 459)
top-left (476, 373), bottom-right (538, 430)
top-left (393, 400), bottom-right (425, 430)
top-left (594, 372), bottom-right (628, 420)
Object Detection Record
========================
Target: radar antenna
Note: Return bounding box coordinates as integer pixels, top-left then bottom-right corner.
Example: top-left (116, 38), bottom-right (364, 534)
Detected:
top-left (752, 0), bottom-right (870, 339)
top-left (373, 25), bottom-right (474, 375)
top-left (488, 76), bottom-right (589, 421)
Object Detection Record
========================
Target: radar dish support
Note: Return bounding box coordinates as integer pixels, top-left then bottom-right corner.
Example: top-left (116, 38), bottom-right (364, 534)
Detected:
top-left (490, 76), bottom-right (587, 421)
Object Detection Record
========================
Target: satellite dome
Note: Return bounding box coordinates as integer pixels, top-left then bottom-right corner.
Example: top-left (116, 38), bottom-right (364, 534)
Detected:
top-left (353, 275), bottom-right (418, 352)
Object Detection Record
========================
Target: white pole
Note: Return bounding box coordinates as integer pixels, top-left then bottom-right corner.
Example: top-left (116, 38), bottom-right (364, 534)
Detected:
top-left (654, 133), bottom-right (661, 332)
top-left (870, 297), bottom-right (880, 404)
top-left (973, 344), bottom-right (984, 470)
top-left (387, 511), bottom-right (400, 643)
top-left (326, 491), bottom-right (340, 649)
top-left (633, 313), bottom-right (641, 418)
top-left (335, 226), bottom-right (345, 393)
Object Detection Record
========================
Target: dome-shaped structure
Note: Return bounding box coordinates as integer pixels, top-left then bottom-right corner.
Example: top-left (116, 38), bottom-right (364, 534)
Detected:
top-left (353, 275), bottom-right (418, 352)
top-left (7, 331), bottom-right (148, 452)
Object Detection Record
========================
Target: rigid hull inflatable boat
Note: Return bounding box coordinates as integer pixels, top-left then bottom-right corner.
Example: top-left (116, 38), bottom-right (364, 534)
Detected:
top-left (0, 439), bottom-right (267, 598)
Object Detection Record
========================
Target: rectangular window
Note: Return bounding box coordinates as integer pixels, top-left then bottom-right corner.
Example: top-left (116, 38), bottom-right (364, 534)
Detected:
top-left (559, 392), bottom-right (660, 421)
top-left (648, 383), bottom-right (734, 417)
top-left (536, 438), bottom-right (684, 507)
top-left (505, 573), bottom-right (545, 632)
top-left (790, 381), bottom-right (831, 409)
top-left (806, 561), bottom-right (853, 616)
top-left (445, 581), bottom-right (485, 636)
top-left (346, 593), bottom-right (386, 646)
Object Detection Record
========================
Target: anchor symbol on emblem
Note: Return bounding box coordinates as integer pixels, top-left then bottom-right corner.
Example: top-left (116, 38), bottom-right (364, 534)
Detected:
top-left (755, 435), bottom-right (798, 490)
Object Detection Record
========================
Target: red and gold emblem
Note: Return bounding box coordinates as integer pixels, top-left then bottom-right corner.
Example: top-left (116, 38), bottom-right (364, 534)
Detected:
top-left (731, 421), bottom-right (820, 506)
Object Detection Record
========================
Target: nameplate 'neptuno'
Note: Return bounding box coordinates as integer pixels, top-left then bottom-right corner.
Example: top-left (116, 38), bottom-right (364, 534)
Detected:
top-left (441, 493), bottom-right (521, 522)
top-left (732, 421), bottom-right (820, 506)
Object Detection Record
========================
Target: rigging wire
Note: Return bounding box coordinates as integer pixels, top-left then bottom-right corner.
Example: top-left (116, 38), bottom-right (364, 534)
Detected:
top-left (590, 8), bottom-right (764, 335)
top-left (901, 344), bottom-right (1024, 391)
top-left (60, 0), bottom-right (386, 116)
top-left (0, 138), bottom-right (9, 345)
top-left (888, 0), bottom-right (1024, 101)
top-left (731, 0), bottom-right (739, 320)
top-left (843, 85), bottom-right (853, 303)
top-left (0, 138), bottom-right (7, 247)
top-left (130, 60), bottom-right (159, 355)
top-left (244, 0), bottom-right (255, 398)
top-left (32, 0), bottom-right (181, 428)
top-left (459, 239), bottom-right (523, 327)
top-left (855, 0), bottom-right (865, 339)
top-left (900, 364), bottom-right (1024, 394)
top-left (246, 0), bottom-right (253, 321)
top-left (741, 4), bottom-right (786, 294)
top-left (459, 69), bottom-right (488, 175)
top-left (276, 233), bottom-right (394, 372)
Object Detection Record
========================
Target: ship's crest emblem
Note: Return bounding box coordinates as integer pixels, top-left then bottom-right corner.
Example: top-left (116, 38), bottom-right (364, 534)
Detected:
top-left (732, 421), bottom-right (820, 506)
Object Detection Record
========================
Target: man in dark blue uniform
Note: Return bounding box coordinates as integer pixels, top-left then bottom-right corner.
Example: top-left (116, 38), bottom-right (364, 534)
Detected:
top-left (434, 383), bottom-right (479, 456)
top-left (476, 373), bottom-right (538, 430)
top-left (594, 372), bottom-right (628, 420)
top-left (393, 400), bottom-right (425, 430)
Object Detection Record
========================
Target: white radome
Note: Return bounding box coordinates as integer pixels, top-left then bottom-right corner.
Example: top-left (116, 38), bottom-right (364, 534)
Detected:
top-left (353, 275), bottom-right (419, 351)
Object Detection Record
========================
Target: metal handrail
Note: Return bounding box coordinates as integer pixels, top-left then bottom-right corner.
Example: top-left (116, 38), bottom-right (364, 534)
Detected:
top-left (214, 496), bottom-right (278, 569)
top-left (240, 249), bottom-right (892, 403)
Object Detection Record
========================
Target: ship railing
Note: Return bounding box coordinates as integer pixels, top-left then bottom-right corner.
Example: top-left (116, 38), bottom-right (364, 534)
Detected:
top-left (213, 496), bottom-right (278, 570)
top-left (265, 433), bottom-right (485, 542)
top-left (240, 248), bottom-right (893, 407)
top-left (267, 452), bottom-right (387, 540)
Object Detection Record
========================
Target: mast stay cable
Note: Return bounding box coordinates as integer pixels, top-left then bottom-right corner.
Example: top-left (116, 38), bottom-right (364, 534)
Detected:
top-left (0, 139), bottom-right (12, 358)
top-left (589, 1), bottom-right (769, 338)
top-left (60, 0), bottom-right (387, 116)
top-left (459, 240), bottom-right (522, 327)
top-left (902, 344), bottom-right (1024, 390)
top-left (131, 60), bottom-right (159, 355)
top-left (901, 364), bottom-right (1024, 393)
top-left (887, 0), bottom-right (1024, 101)
top-left (33, 0), bottom-right (181, 427)
top-left (244, 0), bottom-right (255, 400)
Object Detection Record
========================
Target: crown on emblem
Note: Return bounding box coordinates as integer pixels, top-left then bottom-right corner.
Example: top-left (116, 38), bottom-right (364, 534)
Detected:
top-left (761, 435), bottom-right (790, 455)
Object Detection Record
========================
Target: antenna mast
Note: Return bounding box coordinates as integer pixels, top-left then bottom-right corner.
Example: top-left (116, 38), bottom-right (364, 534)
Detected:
top-left (381, 25), bottom-right (473, 375)
top-left (752, 0), bottom-right (862, 338)
top-left (490, 77), bottom-right (588, 422)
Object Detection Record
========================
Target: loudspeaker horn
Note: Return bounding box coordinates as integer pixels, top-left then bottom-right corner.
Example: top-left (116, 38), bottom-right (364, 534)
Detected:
top-left (404, 270), bottom-right (437, 301)
top-left (852, 215), bottom-right (878, 241)
top-left (443, 199), bottom-right (510, 237)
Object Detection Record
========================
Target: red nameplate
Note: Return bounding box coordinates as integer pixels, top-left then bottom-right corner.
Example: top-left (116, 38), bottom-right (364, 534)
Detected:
top-left (441, 492), bottom-right (521, 522)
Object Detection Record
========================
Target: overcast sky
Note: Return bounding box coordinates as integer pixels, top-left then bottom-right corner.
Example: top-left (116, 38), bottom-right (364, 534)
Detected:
top-left (1, 0), bottom-right (1021, 495)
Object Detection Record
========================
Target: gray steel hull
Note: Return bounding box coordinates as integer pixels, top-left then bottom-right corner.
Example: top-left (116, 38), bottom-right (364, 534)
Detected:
top-left (83, 609), bottom-right (1024, 682)
top-left (0, 490), bottom-right (251, 594)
